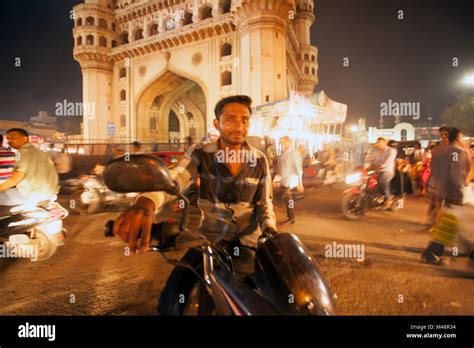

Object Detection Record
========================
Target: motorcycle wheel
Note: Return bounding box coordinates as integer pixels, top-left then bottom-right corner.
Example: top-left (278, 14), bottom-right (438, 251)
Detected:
top-left (69, 189), bottom-right (105, 214)
top-left (86, 189), bottom-right (105, 214)
top-left (69, 189), bottom-right (88, 214)
top-left (31, 231), bottom-right (58, 262)
top-left (341, 192), bottom-right (364, 220)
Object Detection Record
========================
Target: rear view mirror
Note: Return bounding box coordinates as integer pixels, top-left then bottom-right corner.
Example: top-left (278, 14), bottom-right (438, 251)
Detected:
top-left (103, 155), bottom-right (179, 195)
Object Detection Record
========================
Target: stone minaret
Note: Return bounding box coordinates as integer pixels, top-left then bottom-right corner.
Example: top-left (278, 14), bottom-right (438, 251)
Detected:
top-left (232, 0), bottom-right (295, 105)
top-left (73, 0), bottom-right (117, 140)
top-left (294, 0), bottom-right (318, 95)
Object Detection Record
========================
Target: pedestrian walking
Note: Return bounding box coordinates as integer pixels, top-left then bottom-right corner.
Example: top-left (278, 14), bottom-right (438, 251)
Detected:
top-left (425, 126), bottom-right (450, 228)
top-left (278, 136), bottom-right (304, 225)
top-left (421, 127), bottom-right (473, 265)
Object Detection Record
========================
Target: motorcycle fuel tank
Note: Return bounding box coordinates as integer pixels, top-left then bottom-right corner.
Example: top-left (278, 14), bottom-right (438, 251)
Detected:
top-left (254, 233), bottom-right (336, 315)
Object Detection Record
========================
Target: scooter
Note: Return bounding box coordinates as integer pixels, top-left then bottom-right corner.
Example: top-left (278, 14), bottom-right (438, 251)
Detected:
top-left (0, 197), bottom-right (68, 262)
top-left (70, 166), bottom-right (139, 214)
top-left (341, 167), bottom-right (403, 220)
top-left (103, 155), bottom-right (337, 316)
top-left (58, 173), bottom-right (83, 194)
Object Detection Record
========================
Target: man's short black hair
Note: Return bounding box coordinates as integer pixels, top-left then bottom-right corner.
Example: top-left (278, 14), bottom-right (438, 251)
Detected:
top-left (438, 125), bottom-right (451, 133)
top-left (7, 128), bottom-right (29, 138)
top-left (132, 141), bottom-right (141, 148)
top-left (448, 127), bottom-right (467, 143)
top-left (214, 95), bottom-right (253, 120)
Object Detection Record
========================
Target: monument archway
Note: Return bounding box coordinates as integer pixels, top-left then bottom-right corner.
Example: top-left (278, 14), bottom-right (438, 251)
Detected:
top-left (136, 70), bottom-right (207, 142)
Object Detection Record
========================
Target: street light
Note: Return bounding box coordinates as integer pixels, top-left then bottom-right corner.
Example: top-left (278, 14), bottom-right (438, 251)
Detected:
top-left (350, 125), bottom-right (359, 133)
top-left (462, 73), bottom-right (474, 86)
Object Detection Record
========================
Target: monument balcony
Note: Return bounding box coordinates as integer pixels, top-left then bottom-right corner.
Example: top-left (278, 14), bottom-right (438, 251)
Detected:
top-left (111, 13), bottom-right (235, 61)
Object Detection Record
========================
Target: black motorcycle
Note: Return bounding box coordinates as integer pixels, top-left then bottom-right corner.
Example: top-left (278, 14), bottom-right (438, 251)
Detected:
top-left (103, 155), bottom-right (337, 316)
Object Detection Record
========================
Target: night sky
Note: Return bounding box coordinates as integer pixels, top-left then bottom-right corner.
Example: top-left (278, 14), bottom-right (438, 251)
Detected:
top-left (0, 0), bottom-right (473, 129)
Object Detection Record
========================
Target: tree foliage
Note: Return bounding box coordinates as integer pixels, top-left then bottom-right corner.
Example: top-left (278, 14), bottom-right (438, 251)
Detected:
top-left (441, 95), bottom-right (474, 136)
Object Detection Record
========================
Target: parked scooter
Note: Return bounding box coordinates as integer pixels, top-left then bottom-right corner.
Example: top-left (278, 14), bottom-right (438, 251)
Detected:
top-left (58, 173), bottom-right (83, 194)
top-left (103, 155), bottom-right (337, 316)
top-left (70, 164), bottom-right (139, 214)
top-left (0, 196), bottom-right (68, 262)
top-left (341, 167), bottom-right (404, 220)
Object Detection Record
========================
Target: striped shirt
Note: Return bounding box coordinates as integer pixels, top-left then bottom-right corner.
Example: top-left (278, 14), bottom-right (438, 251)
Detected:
top-left (140, 139), bottom-right (277, 245)
top-left (14, 143), bottom-right (59, 199)
top-left (0, 147), bottom-right (16, 184)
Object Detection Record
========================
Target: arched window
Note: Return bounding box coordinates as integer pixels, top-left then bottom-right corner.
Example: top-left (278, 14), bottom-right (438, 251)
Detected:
top-left (99, 18), bottom-right (107, 29)
top-left (401, 129), bottom-right (407, 141)
top-left (312, 68), bottom-right (316, 75)
top-left (76, 18), bottom-right (82, 27)
top-left (112, 40), bottom-right (117, 48)
top-left (120, 115), bottom-right (126, 128)
top-left (120, 32), bottom-right (129, 44)
top-left (221, 71), bottom-right (232, 86)
top-left (304, 66), bottom-right (310, 74)
top-left (99, 36), bottom-right (107, 47)
top-left (169, 110), bottom-right (180, 132)
top-left (119, 68), bottom-right (126, 78)
top-left (221, 43), bottom-right (232, 57)
top-left (311, 55), bottom-right (316, 62)
top-left (200, 6), bottom-right (213, 20)
top-left (120, 90), bottom-right (126, 101)
top-left (304, 53), bottom-right (309, 61)
top-left (86, 17), bottom-right (95, 26)
top-left (86, 35), bottom-right (94, 45)
top-left (150, 117), bottom-right (157, 131)
top-left (76, 36), bottom-right (82, 46)
top-left (133, 28), bottom-right (143, 41)
top-left (148, 23), bottom-right (158, 36)
top-left (221, 0), bottom-right (231, 13)
top-left (183, 12), bottom-right (193, 25)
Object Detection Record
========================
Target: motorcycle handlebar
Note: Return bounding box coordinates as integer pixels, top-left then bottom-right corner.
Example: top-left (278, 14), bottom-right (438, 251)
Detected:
top-left (104, 220), bottom-right (161, 239)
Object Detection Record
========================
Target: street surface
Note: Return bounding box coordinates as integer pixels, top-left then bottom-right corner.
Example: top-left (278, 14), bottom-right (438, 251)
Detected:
top-left (0, 184), bottom-right (473, 315)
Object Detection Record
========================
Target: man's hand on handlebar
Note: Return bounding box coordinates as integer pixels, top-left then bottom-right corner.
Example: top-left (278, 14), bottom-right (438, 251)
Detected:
top-left (113, 197), bottom-right (156, 254)
top-left (259, 227), bottom-right (278, 243)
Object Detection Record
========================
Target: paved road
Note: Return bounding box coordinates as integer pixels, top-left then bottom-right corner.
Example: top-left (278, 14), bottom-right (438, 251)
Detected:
top-left (0, 186), bottom-right (472, 315)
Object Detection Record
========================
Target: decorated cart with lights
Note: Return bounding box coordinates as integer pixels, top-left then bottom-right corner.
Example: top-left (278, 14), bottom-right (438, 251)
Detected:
top-left (249, 90), bottom-right (348, 155)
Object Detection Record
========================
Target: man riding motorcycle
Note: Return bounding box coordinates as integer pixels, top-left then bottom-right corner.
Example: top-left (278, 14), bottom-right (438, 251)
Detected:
top-left (364, 137), bottom-right (397, 209)
top-left (113, 95), bottom-right (278, 314)
top-left (0, 128), bottom-right (59, 206)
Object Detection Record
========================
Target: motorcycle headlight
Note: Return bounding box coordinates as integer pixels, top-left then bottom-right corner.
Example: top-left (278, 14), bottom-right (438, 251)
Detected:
top-left (345, 172), bottom-right (362, 185)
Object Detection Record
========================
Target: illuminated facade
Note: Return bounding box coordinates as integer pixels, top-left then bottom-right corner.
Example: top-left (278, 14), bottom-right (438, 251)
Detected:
top-left (72, 0), bottom-right (319, 142)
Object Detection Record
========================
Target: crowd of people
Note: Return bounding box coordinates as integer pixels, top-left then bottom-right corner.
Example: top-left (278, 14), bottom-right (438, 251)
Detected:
top-left (0, 113), bottom-right (472, 269)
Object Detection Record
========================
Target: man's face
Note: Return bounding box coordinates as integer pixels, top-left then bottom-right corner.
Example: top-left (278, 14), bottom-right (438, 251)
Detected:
top-left (440, 131), bottom-right (449, 144)
top-left (376, 139), bottom-right (386, 150)
top-left (214, 102), bottom-right (250, 145)
top-left (7, 131), bottom-right (28, 149)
